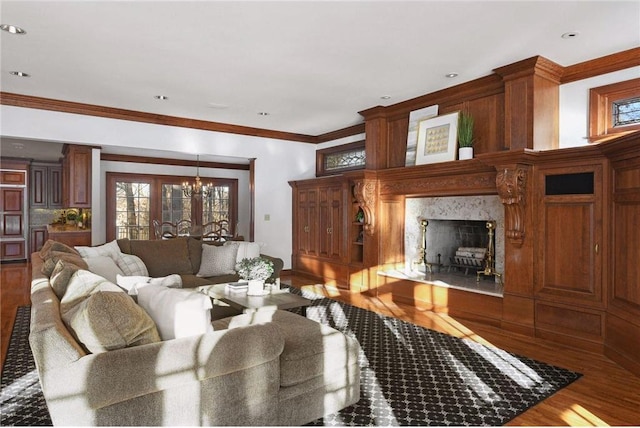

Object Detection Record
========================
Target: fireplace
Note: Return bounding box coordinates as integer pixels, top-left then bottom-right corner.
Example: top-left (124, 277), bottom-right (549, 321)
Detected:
top-left (395, 195), bottom-right (505, 296)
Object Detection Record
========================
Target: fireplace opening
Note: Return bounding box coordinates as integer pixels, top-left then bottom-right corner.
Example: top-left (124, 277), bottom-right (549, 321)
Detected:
top-left (384, 195), bottom-right (505, 297)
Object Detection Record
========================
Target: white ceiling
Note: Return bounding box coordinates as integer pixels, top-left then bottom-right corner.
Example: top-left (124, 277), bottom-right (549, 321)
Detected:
top-left (1, 1), bottom-right (639, 140)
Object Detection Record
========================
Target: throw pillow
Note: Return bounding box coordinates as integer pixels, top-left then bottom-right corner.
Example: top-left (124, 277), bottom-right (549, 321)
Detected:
top-left (83, 256), bottom-right (125, 284)
top-left (75, 240), bottom-right (122, 260)
top-left (41, 250), bottom-right (89, 276)
top-left (40, 240), bottom-right (81, 260)
top-left (224, 241), bottom-right (261, 264)
top-left (62, 290), bottom-right (161, 353)
top-left (116, 274), bottom-right (183, 295)
top-left (60, 269), bottom-right (123, 307)
top-left (196, 244), bottom-right (238, 277)
top-left (50, 260), bottom-right (84, 300)
top-left (137, 285), bottom-right (214, 340)
top-left (115, 253), bottom-right (149, 276)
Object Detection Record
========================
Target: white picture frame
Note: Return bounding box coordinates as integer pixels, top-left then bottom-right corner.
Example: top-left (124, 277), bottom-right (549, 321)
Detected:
top-left (405, 104), bottom-right (439, 166)
top-left (415, 111), bottom-right (459, 165)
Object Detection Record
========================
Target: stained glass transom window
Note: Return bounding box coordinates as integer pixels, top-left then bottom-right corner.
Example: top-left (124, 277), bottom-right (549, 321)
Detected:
top-left (612, 97), bottom-right (640, 127)
top-left (324, 148), bottom-right (366, 171)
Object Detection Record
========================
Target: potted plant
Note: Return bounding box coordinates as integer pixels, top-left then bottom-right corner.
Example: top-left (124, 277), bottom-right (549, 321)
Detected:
top-left (66, 210), bottom-right (78, 225)
top-left (236, 257), bottom-right (274, 295)
top-left (458, 112), bottom-right (475, 160)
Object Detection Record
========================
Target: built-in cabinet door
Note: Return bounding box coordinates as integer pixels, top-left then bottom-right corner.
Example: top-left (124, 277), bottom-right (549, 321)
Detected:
top-left (1, 188), bottom-right (24, 238)
top-left (62, 145), bottom-right (92, 208)
top-left (535, 163), bottom-right (603, 307)
top-left (30, 163), bottom-right (63, 208)
top-left (318, 185), bottom-right (343, 260)
top-left (296, 187), bottom-right (318, 257)
top-left (30, 226), bottom-right (48, 253)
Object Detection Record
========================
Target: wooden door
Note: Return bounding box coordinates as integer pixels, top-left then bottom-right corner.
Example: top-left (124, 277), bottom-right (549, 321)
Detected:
top-left (49, 165), bottom-right (63, 208)
top-left (0, 187), bottom-right (26, 260)
top-left (63, 145), bottom-right (92, 208)
top-left (318, 184), bottom-right (343, 260)
top-left (30, 165), bottom-right (47, 207)
top-left (30, 226), bottom-right (48, 253)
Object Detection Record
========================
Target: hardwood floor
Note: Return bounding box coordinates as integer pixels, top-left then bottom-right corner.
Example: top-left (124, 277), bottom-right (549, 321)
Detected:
top-left (2, 262), bottom-right (639, 426)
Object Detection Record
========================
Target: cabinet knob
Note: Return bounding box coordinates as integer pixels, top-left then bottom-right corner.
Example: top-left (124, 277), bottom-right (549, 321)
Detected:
top-left (327, 227), bottom-right (332, 234)
top-left (595, 243), bottom-right (599, 254)
top-left (304, 225), bottom-right (309, 233)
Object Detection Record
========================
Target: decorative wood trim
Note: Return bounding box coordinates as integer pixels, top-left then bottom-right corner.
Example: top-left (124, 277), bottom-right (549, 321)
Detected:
top-left (352, 179), bottom-right (377, 235)
top-left (316, 123), bottom-right (366, 143)
top-left (0, 92), bottom-right (318, 144)
top-left (494, 56), bottom-right (564, 84)
top-left (100, 153), bottom-right (250, 170)
top-left (496, 165), bottom-right (529, 246)
top-left (562, 47), bottom-right (640, 84)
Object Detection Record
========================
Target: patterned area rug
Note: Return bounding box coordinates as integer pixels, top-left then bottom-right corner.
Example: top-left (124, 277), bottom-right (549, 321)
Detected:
top-left (1, 296), bottom-right (582, 427)
top-left (1, 306), bottom-right (52, 426)
top-left (286, 288), bottom-right (582, 426)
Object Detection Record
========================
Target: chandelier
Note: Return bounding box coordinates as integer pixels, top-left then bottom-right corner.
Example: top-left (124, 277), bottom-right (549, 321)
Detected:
top-left (182, 155), bottom-right (211, 198)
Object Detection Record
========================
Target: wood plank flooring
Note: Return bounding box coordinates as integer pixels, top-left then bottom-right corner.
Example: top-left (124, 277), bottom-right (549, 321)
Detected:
top-left (2, 262), bottom-right (639, 426)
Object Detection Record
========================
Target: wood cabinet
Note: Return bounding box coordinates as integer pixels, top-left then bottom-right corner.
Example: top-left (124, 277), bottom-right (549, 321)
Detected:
top-left (62, 144), bottom-right (92, 208)
top-left (30, 225), bottom-right (48, 253)
top-left (30, 162), bottom-right (62, 208)
top-left (47, 226), bottom-right (91, 247)
top-left (0, 160), bottom-right (29, 261)
top-left (290, 176), bottom-right (349, 288)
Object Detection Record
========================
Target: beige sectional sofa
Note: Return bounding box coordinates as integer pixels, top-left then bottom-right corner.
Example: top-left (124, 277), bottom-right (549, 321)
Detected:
top-left (29, 240), bottom-right (360, 426)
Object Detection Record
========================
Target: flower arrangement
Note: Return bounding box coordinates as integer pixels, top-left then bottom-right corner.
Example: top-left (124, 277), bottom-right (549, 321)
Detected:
top-left (236, 257), bottom-right (274, 281)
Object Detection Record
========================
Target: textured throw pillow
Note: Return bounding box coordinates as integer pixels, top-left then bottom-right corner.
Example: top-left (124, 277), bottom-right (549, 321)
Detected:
top-left (75, 240), bottom-right (122, 260)
top-left (224, 241), bottom-right (261, 264)
top-left (116, 274), bottom-right (183, 295)
top-left (60, 269), bottom-right (123, 307)
top-left (197, 244), bottom-right (238, 277)
top-left (40, 240), bottom-right (81, 260)
top-left (62, 290), bottom-right (161, 353)
top-left (137, 285), bottom-right (214, 340)
top-left (41, 250), bottom-right (89, 276)
top-left (115, 253), bottom-right (149, 276)
top-left (50, 260), bottom-right (84, 300)
top-left (84, 256), bottom-right (125, 284)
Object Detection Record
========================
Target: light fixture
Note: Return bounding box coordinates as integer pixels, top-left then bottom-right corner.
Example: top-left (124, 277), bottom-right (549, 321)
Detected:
top-left (257, 112), bottom-right (270, 116)
top-left (445, 72), bottom-right (458, 78)
top-left (0, 24), bottom-right (26, 35)
top-left (561, 31), bottom-right (579, 39)
top-left (380, 95), bottom-right (391, 100)
top-left (154, 95), bottom-right (168, 100)
top-left (182, 155), bottom-right (211, 198)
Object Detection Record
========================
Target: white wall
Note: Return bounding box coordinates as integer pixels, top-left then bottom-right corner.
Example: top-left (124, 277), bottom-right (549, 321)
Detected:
top-left (0, 105), bottom-right (319, 267)
top-left (559, 66), bottom-right (640, 148)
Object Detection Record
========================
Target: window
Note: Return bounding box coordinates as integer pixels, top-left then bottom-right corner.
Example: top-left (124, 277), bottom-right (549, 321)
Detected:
top-left (316, 140), bottom-right (366, 176)
top-left (589, 78), bottom-right (640, 141)
top-left (106, 172), bottom-right (238, 241)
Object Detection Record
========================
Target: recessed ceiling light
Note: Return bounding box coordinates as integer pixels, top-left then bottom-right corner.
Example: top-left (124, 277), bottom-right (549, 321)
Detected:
top-left (445, 73), bottom-right (458, 78)
top-left (257, 112), bottom-right (270, 116)
top-left (154, 95), bottom-right (168, 100)
top-left (0, 24), bottom-right (26, 35)
top-left (380, 95), bottom-right (391, 100)
top-left (561, 31), bottom-right (579, 39)
top-left (9, 71), bottom-right (30, 77)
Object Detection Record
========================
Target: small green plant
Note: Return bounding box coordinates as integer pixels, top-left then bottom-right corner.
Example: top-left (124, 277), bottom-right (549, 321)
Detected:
top-left (458, 112), bottom-right (475, 148)
top-left (66, 210), bottom-right (78, 222)
top-left (236, 257), bottom-right (274, 281)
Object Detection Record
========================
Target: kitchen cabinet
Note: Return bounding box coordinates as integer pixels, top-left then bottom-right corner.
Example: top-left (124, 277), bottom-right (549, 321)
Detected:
top-left (0, 160), bottom-right (29, 261)
top-left (62, 144), bottom-right (92, 208)
top-left (30, 225), bottom-right (48, 253)
top-left (30, 162), bottom-right (62, 208)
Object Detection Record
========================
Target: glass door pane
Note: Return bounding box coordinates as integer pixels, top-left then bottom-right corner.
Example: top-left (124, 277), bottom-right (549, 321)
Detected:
top-left (115, 182), bottom-right (151, 240)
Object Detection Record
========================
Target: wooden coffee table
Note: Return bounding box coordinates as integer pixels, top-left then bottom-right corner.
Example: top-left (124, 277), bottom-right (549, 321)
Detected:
top-left (199, 284), bottom-right (312, 316)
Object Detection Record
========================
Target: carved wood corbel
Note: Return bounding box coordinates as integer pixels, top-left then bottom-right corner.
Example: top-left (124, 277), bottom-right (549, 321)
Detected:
top-left (353, 179), bottom-right (377, 235)
top-left (496, 166), bottom-right (528, 246)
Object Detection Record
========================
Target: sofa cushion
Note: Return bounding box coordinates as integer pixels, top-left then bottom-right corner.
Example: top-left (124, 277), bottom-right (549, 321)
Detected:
top-left (62, 290), bottom-right (161, 353)
top-left (41, 250), bottom-right (89, 277)
top-left (84, 255), bottom-right (125, 284)
top-left (196, 244), bottom-right (238, 277)
top-left (214, 309), bottom-right (361, 388)
top-left (137, 284), bottom-right (214, 340)
top-left (60, 269), bottom-right (124, 307)
top-left (224, 241), bottom-right (261, 264)
top-left (116, 253), bottom-right (149, 276)
top-left (187, 238), bottom-right (224, 273)
top-left (129, 238), bottom-right (193, 277)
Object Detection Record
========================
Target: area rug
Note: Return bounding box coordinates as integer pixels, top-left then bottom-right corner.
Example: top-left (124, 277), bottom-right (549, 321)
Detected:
top-left (1, 297), bottom-right (581, 427)
top-left (1, 306), bottom-right (52, 426)
top-left (285, 287), bottom-right (582, 426)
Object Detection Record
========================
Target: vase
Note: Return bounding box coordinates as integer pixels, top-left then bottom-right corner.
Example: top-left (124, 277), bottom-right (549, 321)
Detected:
top-left (247, 279), bottom-right (265, 295)
top-left (459, 147), bottom-right (473, 160)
